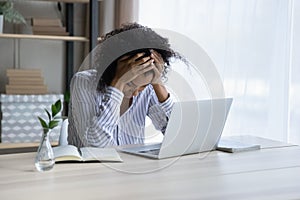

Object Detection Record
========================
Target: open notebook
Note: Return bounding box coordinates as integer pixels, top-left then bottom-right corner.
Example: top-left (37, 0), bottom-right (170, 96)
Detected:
top-left (53, 145), bottom-right (123, 162)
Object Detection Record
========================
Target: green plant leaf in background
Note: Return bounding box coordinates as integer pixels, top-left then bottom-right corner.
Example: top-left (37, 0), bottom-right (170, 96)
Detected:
top-left (49, 120), bottom-right (60, 129)
top-left (38, 99), bottom-right (63, 135)
top-left (38, 117), bottom-right (49, 134)
top-left (51, 99), bottom-right (61, 117)
top-left (38, 117), bottom-right (48, 129)
top-left (0, 1), bottom-right (26, 24)
top-left (54, 100), bottom-right (62, 116)
top-left (45, 109), bottom-right (51, 122)
top-left (51, 104), bottom-right (58, 118)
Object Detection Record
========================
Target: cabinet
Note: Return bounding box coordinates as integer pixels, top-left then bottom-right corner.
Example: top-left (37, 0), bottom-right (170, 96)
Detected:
top-left (1, 94), bottom-right (64, 143)
top-left (0, 0), bottom-right (100, 91)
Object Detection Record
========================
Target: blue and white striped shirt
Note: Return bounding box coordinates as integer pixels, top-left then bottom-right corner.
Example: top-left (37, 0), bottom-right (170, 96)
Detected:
top-left (68, 70), bottom-right (174, 148)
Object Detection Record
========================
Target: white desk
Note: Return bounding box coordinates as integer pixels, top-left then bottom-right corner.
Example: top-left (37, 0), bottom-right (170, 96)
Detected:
top-left (0, 136), bottom-right (300, 200)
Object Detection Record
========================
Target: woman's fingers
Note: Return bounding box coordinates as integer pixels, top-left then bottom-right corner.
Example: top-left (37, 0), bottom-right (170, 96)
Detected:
top-left (151, 50), bottom-right (163, 62)
top-left (134, 58), bottom-right (155, 75)
top-left (150, 50), bottom-right (164, 72)
top-left (119, 52), bottom-right (145, 64)
top-left (151, 64), bottom-right (163, 84)
top-left (134, 56), bottom-right (151, 66)
top-left (118, 58), bottom-right (154, 83)
top-left (129, 52), bottom-right (146, 63)
top-left (115, 51), bottom-right (161, 84)
top-left (118, 55), bottom-right (131, 62)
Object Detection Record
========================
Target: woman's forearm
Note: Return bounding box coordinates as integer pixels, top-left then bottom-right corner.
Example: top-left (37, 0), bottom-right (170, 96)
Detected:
top-left (151, 84), bottom-right (169, 103)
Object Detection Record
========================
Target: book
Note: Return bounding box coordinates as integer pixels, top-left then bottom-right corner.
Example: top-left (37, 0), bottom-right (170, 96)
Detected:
top-left (30, 18), bottom-right (69, 36)
top-left (32, 31), bottom-right (70, 36)
top-left (6, 85), bottom-right (48, 94)
top-left (32, 18), bottom-right (62, 27)
top-left (6, 69), bottom-right (42, 77)
top-left (9, 77), bottom-right (44, 85)
top-left (53, 145), bottom-right (123, 163)
top-left (216, 138), bottom-right (261, 153)
top-left (6, 85), bottom-right (48, 90)
top-left (5, 68), bottom-right (48, 95)
top-left (32, 26), bottom-right (66, 32)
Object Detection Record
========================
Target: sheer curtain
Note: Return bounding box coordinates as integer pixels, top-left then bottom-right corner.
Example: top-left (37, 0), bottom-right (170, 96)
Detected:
top-left (138, 0), bottom-right (300, 144)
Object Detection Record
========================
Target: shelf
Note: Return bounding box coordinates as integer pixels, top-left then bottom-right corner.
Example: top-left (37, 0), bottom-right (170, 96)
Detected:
top-left (0, 142), bottom-right (58, 155)
top-left (0, 33), bottom-right (89, 42)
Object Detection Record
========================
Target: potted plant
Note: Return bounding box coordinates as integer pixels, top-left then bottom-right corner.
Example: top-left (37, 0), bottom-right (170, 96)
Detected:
top-left (35, 99), bottom-right (62, 172)
top-left (0, 0), bottom-right (26, 33)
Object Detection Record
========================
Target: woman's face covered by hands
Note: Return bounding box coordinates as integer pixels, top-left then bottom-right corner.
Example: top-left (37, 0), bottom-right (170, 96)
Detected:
top-left (116, 49), bottom-right (165, 98)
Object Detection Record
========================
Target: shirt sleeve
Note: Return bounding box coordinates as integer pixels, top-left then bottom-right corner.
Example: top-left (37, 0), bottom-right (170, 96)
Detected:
top-left (69, 72), bottom-right (123, 147)
top-left (147, 87), bottom-right (174, 133)
top-left (87, 86), bottom-right (124, 147)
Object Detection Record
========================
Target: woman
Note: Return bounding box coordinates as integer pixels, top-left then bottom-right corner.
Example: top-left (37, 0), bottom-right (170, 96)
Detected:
top-left (68, 23), bottom-right (182, 148)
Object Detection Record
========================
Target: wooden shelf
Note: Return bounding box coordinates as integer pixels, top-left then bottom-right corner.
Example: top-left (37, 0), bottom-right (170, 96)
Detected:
top-left (0, 142), bottom-right (58, 154)
top-left (0, 1), bottom-right (100, 151)
top-left (0, 33), bottom-right (89, 42)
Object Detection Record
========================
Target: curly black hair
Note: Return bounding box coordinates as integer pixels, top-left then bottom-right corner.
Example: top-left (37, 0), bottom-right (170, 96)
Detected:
top-left (97, 22), bottom-right (183, 92)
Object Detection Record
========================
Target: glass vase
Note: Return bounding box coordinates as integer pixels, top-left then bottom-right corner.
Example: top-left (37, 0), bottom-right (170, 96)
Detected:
top-left (35, 130), bottom-right (55, 172)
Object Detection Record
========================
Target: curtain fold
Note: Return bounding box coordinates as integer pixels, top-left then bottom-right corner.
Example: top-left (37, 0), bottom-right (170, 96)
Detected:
top-left (98, 0), bottom-right (139, 36)
top-left (114, 0), bottom-right (139, 28)
top-left (84, 0), bottom-right (139, 57)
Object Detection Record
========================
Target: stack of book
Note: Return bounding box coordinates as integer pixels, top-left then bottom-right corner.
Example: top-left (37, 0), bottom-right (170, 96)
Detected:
top-left (5, 69), bottom-right (48, 94)
top-left (31, 18), bottom-right (69, 36)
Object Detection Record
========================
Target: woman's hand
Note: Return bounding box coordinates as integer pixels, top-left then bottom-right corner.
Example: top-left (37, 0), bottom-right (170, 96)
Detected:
top-left (150, 50), bottom-right (170, 102)
top-left (111, 53), bottom-right (154, 91)
top-left (150, 50), bottom-right (165, 84)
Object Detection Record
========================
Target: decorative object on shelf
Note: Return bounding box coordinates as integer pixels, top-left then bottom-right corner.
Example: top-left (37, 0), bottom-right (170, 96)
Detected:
top-left (31, 18), bottom-right (69, 36)
top-left (0, 0), bottom-right (26, 33)
top-left (35, 99), bottom-right (62, 172)
top-left (5, 69), bottom-right (48, 94)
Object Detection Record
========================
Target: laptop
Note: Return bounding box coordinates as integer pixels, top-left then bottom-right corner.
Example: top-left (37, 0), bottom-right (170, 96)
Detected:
top-left (120, 98), bottom-right (233, 159)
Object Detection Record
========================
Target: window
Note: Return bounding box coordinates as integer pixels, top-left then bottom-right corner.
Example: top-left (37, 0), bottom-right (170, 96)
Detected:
top-left (139, 0), bottom-right (300, 144)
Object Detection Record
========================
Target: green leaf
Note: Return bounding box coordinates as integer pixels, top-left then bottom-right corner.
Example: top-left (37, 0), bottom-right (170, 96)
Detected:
top-left (0, 2), bottom-right (26, 24)
top-left (54, 100), bottom-right (62, 116)
top-left (38, 117), bottom-right (48, 129)
top-left (49, 120), bottom-right (60, 129)
top-left (38, 99), bottom-right (62, 131)
top-left (52, 99), bottom-right (62, 117)
top-left (45, 109), bottom-right (51, 121)
top-left (51, 104), bottom-right (58, 118)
